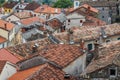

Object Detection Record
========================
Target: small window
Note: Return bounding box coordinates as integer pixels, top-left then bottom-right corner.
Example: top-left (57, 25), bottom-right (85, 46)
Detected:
top-left (68, 19), bottom-right (70, 22)
top-left (75, 2), bottom-right (79, 6)
top-left (80, 20), bottom-right (83, 23)
top-left (117, 37), bottom-right (120, 40)
top-left (87, 43), bottom-right (93, 51)
top-left (106, 40), bottom-right (110, 43)
top-left (102, 8), bottom-right (104, 11)
top-left (109, 68), bottom-right (116, 77)
top-left (9, 10), bottom-right (11, 12)
top-left (102, 16), bottom-right (104, 18)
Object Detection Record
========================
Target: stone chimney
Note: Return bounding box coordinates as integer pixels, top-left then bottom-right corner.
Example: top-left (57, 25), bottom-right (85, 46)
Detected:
top-left (68, 29), bottom-right (74, 44)
top-left (80, 39), bottom-right (85, 52)
top-left (93, 41), bottom-right (99, 60)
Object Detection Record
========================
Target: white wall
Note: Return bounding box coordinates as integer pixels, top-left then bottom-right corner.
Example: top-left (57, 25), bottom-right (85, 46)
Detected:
top-left (63, 53), bottom-right (86, 76)
top-left (66, 12), bottom-right (85, 29)
top-left (6, 15), bottom-right (20, 22)
top-left (0, 62), bottom-right (16, 80)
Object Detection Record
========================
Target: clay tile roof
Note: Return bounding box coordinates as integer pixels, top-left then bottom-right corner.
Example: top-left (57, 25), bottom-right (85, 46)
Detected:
top-left (0, 60), bottom-right (7, 74)
top-left (9, 63), bottom-right (74, 80)
top-left (34, 5), bottom-right (61, 14)
top-left (0, 19), bottom-right (15, 31)
top-left (24, 2), bottom-right (40, 10)
top-left (0, 48), bottom-right (20, 64)
top-left (39, 44), bottom-right (83, 67)
top-left (6, 38), bottom-right (52, 59)
top-left (3, 1), bottom-right (18, 9)
top-left (14, 11), bottom-right (32, 19)
top-left (81, 4), bottom-right (99, 13)
top-left (82, 40), bottom-right (120, 75)
top-left (54, 23), bottom-right (120, 42)
top-left (0, 36), bottom-right (7, 43)
top-left (20, 17), bottom-right (45, 25)
top-left (83, 16), bottom-right (106, 26)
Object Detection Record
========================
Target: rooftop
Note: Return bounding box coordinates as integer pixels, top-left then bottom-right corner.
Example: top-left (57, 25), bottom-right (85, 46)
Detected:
top-left (20, 17), bottom-right (45, 25)
top-left (39, 44), bottom-right (83, 67)
top-left (0, 19), bottom-right (15, 31)
top-left (0, 48), bottom-right (20, 64)
top-left (24, 1), bottom-right (40, 10)
top-left (3, 1), bottom-right (18, 9)
top-left (54, 23), bottom-right (120, 42)
top-left (9, 63), bottom-right (74, 80)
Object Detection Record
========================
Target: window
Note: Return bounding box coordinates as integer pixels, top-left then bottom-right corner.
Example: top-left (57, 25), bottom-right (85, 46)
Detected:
top-left (87, 43), bottom-right (93, 50)
top-left (117, 37), bottom-right (120, 40)
top-left (9, 10), bottom-right (11, 12)
top-left (109, 68), bottom-right (117, 77)
top-left (68, 19), bottom-right (70, 22)
top-left (106, 40), bottom-right (110, 43)
top-left (102, 16), bottom-right (104, 18)
top-left (102, 8), bottom-right (104, 11)
top-left (80, 20), bottom-right (83, 23)
top-left (75, 2), bottom-right (79, 6)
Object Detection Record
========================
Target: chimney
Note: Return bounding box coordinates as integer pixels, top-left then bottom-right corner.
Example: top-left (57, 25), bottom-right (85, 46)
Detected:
top-left (4, 23), bottom-right (7, 29)
top-left (55, 9), bottom-right (58, 13)
top-left (93, 41), bottom-right (99, 60)
top-left (64, 74), bottom-right (71, 79)
top-left (32, 43), bottom-right (39, 53)
top-left (68, 29), bottom-right (74, 44)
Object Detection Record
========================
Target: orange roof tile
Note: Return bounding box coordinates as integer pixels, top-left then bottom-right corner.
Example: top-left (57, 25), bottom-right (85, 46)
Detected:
top-left (0, 48), bottom-right (20, 64)
top-left (39, 44), bottom-right (83, 67)
top-left (9, 64), bottom-right (44, 80)
top-left (34, 5), bottom-right (61, 14)
top-left (0, 36), bottom-right (7, 43)
top-left (9, 63), bottom-right (73, 80)
top-left (20, 17), bottom-right (45, 25)
top-left (0, 19), bottom-right (15, 31)
top-left (81, 4), bottom-right (99, 13)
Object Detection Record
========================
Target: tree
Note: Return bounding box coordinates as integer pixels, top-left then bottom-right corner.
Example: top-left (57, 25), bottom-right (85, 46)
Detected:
top-left (53, 0), bottom-right (73, 8)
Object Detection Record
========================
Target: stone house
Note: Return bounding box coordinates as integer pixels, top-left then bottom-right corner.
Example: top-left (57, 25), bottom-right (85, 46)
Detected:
top-left (46, 13), bottom-right (67, 33)
top-left (34, 5), bottom-right (62, 19)
top-left (81, 40), bottom-right (120, 80)
top-left (81, 1), bottom-right (120, 24)
top-left (66, 4), bottom-right (99, 29)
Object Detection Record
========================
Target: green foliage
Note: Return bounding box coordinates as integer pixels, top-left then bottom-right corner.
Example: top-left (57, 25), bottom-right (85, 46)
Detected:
top-left (0, 0), bottom-right (5, 7)
top-left (53, 0), bottom-right (73, 8)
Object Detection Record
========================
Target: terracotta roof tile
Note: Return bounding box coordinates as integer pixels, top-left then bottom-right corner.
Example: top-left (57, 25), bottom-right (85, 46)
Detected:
top-left (0, 60), bottom-right (6, 74)
top-left (0, 19), bottom-right (15, 31)
top-left (9, 63), bottom-right (74, 80)
top-left (39, 44), bottom-right (83, 67)
top-left (81, 4), bottom-right (99, 13)
top-left (3, 1), bottom-right (18, 9)
top-left (0, 48), bottom-right (20, 64)
top-left (20, 17), bottom-right (45, 25)
top-left (24, 2), bottom-right (40, 10)
top-left (0, 36), bottom-right (7, 43)
top-left (34, 5), bottom-right (61, 14)
top-left (6, 38), bottom-right (52, 59)
top-left (54, 23), bottom-right (120, 42)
